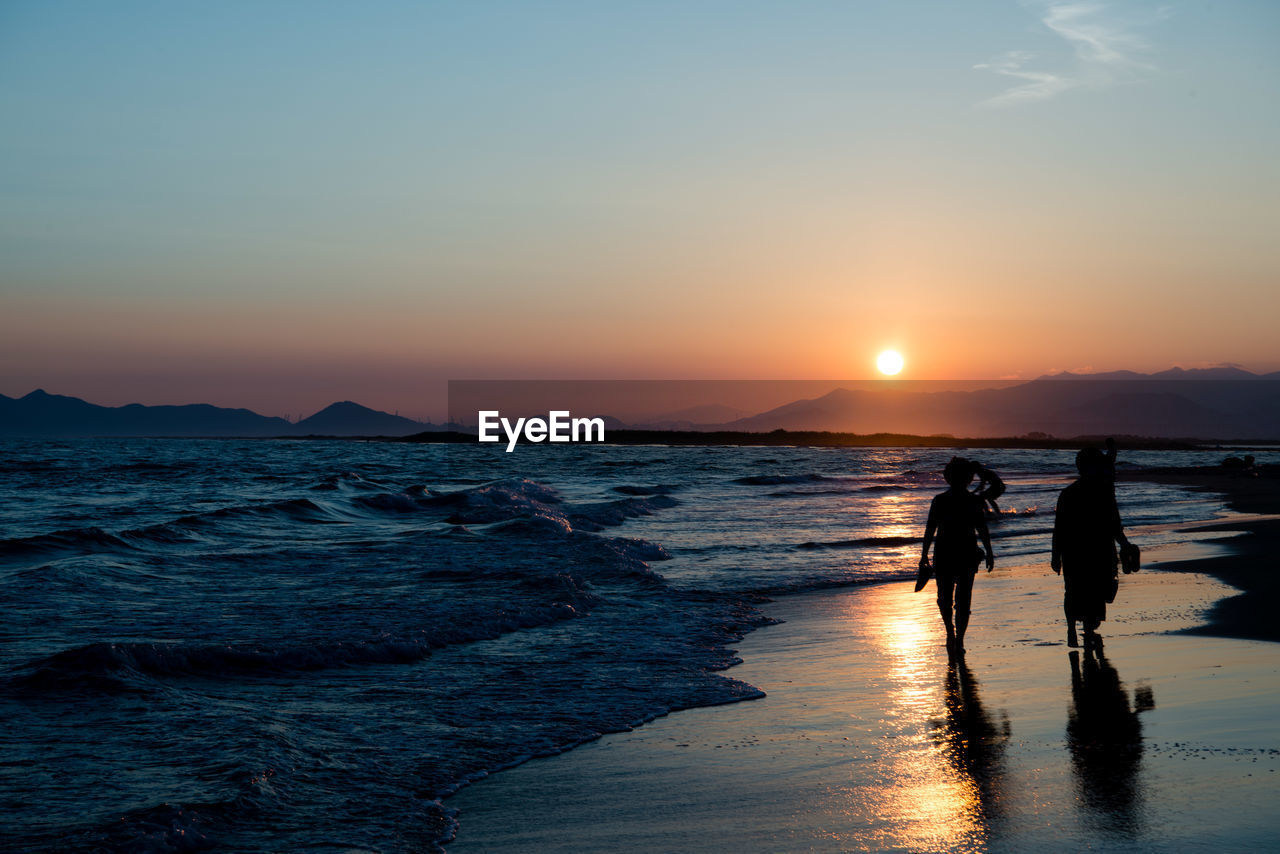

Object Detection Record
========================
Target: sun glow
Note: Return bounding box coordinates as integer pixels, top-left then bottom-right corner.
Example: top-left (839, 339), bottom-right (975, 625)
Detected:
top-left (877, 350), bottom-right (905, 376)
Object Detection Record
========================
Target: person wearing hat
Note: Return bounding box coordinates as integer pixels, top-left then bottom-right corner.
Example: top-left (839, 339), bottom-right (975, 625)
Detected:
top-left (920, 457), bottom-right (995, 658)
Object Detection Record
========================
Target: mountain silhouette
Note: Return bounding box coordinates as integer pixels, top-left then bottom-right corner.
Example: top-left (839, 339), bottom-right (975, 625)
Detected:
top-left (708, 371), bottom-right (1280, 439)
top-left (628, 403), bottom-right (751, 430)
top-left (0, 390), bottom-right (294, 437)
top-left (294, 401), bottom-right (429, 436)
top-left (4, 368), bottom-right (1278, 439)
top-left (0, 391), bottom-right (438, 438)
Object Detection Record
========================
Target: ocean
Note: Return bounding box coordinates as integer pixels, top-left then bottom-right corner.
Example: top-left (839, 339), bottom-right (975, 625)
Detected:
top-left (0, 438), bottom-right (1266, 852)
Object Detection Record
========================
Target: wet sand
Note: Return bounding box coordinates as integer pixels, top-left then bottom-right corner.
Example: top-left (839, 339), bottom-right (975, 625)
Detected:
top-left (444, 473), bottom-right (1280, 852)
top-left (1118, 466), bottom-right (1280, 643)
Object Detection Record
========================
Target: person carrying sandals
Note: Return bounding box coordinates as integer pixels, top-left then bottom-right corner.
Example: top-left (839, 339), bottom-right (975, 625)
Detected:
top-left (1051, 443), bottom-right (1140, 651)
top-left (919, 457), bottom-right (995, 658)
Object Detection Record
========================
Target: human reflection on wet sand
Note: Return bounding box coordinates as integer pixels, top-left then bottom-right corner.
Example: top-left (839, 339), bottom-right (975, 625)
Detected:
top-left (929, 659), bottom-right (1013, 836)
top-left (861, 597), bottom-right (1012, 853)
top-left (1067, 648), bottom-right (1155, 835)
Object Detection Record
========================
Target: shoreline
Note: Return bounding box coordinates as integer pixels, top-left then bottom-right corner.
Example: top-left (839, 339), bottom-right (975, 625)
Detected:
top-left (441, 467), bottom-right (1280, 851)
top-left (445, 567), bottom-right (1280, 853)
top-left (1117, 467), bottom-right (1280, 642)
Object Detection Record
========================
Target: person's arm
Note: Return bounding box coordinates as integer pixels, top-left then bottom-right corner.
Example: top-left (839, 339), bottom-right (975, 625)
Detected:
top-left (921, 499), bottom-right (938, 568)
top-left (1051, 495), bottom-right (1063, 574)
top-left (977, 509), bottom-right (994, 571)
top-left (1110, 493), bottom-right (1130, 548)
top-left (978, 465), bottom-right (1005, 499)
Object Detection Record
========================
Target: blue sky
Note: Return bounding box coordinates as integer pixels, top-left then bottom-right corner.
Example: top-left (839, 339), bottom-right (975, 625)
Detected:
top-left (2, 1), bottom-right (1277, 417)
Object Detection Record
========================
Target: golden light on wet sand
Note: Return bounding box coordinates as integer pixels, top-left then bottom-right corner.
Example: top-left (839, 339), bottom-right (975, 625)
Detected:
top-left (856, 585), bottom-right (990, 853)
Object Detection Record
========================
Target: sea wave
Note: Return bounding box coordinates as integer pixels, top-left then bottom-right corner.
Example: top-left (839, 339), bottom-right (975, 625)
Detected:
top-left (733, 473), bottom-right (830, 485)
top-left (7, 595), bottom-right (590, 691)
top-left (0, 526), bottom-right (133, 561)
top-left (0, 477), bottom-right (683, 568)
top-left (611, 484), bottom-right (680, 496)
top-left (797, 535), bottom-right (921, 550)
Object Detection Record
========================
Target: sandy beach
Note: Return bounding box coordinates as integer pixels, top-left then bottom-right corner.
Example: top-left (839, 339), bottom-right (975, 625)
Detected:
top-left (444, 471), bottom-right (1280, 852)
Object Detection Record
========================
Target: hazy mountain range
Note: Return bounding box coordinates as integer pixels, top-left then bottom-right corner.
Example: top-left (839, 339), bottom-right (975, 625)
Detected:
top-left (3, 367), bottom-right (1279, 439)
top-left (0, 391), bottom-right (446, 437)
top-left (672, 367), bottom-right (1280, 439)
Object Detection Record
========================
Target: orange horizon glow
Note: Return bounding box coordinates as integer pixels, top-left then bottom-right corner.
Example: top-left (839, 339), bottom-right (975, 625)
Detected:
top-left (3, 5), bottom-right (1277, 419)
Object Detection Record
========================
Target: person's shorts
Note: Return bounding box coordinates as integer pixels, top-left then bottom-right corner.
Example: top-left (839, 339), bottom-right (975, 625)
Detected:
top-left (935, 563), bottom-right (978, 612)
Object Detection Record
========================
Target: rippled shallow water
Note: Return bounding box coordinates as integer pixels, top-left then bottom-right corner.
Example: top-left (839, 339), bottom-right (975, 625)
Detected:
top-left (0, 438), bottom-right (1258, 851)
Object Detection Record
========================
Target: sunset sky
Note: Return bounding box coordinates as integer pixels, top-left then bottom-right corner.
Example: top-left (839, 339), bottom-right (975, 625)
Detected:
top-left (2, 1), bottom-right (1278, 419)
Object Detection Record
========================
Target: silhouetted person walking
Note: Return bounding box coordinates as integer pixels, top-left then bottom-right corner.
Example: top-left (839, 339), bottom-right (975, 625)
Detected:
top-left (921, 457), bottom-right (994, 658)
top-left (1051, 445), bottom-right (1138, 649)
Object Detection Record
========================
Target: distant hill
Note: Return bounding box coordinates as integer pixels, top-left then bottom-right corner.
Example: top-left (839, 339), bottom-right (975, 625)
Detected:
top-left (630, 403), bottom-right (751, 430)
top-left (295, 401), bottom-right (430, 436)
top-left (1039, 366), bottom-right (1268, 382)
top-left (708, 370), bottom-right (1280, 439)
top-left (0, 389), bottom-right (294, 437)
top-left (0, 391), bottom-right (441, 438)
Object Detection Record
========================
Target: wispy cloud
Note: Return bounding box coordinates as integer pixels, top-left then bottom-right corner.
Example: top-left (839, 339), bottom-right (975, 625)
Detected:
top-left (975, 2), bottom-right (1158, 107)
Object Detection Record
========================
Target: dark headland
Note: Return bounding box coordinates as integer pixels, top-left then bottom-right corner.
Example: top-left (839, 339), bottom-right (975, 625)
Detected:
top-left (400, 428), bottom-right (1255, 450)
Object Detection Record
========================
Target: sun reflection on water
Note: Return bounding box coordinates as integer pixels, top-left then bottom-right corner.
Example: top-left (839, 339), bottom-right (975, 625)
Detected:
top-left (829, 584), bottom-right (1007, 852)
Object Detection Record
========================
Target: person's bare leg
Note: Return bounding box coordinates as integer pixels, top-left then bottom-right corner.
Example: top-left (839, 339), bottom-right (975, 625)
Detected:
top-left (955, 609), bottom-right (969, 656)
top-left (938, 579), bottom-right (957, 655)
top-left (1067, 617), bottom-right (1079, 648)
top-left (951, 575), bottom-right (973, 656)
top-left (939, 600), bottom-right (956, 653)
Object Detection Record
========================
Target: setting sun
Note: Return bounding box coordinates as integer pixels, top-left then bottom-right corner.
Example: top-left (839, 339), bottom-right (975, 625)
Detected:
top-left (877, 350), bottom-right (905, 376)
